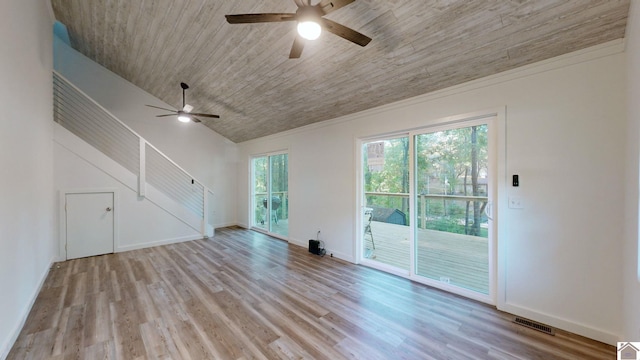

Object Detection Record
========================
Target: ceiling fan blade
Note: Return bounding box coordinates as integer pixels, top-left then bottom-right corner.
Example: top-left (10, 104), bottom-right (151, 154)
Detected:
top-left (191, 117), bottom-right (202, 123)
top-left (320, 18), bottom-right (371, 47)
top-left (156, 114), bottom-right (176, 117)
top-left (225, 13), bottom-right (296, 24)
top-left (317, 0), bottom-right (355, 15)
top-left (146, 104), bottom-right (177, 112)
top-left (190, 113), bottom-right (220, 119)
top-left (289, 35), bottom-right (305, 58)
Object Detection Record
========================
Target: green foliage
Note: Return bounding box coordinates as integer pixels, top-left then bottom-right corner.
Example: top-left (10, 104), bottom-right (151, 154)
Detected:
top-left (364, 125), bottom-right (489, 237)
top-left (425, 217), bottom-right (488, 237)
top-left (252, 154), bottom-right (289, 223)
top-left (364, 137), bottom-right (409, 194)
top-left (416, 125), bottom-right (488, 196)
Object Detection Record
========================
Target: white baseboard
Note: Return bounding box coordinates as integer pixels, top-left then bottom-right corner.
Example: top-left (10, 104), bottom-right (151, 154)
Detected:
top-left (323, 249), bottom-right (355, 263)
top-left (499, 302), bottom-right (620, 346)
top-left (213, 222), bottom-right (240, 229)
top-left (1, 258), bottom-right (54, 360)
top-left (287, 238), bottom-right (355, 263)
top-left (117, 234), bottom-right (203, 253)
top-left (233, 222), bottom-right (249, 229)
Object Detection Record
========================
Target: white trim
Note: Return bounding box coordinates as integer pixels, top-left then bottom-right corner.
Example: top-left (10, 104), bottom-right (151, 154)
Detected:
top-left (353, 134), bottom-right (363, 264)
top-left (499, 302), bottom-right (620, 345)
top-left (496, 107), bottom-right (509, 311)
top-left (239, 39), bottom-right (625, 146)
top-left (139, 138), bottom-right (146, 197)
top-left (355, 108), bottom-right (503, 306)
top-left (202, 187), bottom-right (210, 238)
top-left (59, 188), bottom-right (119, 260)
top-left (54, 71), bottom-right (206, 190)
top-left (493, 108), bottom-right (506, 306)
top-left (248, 150), bottom-right (290, 239)
top-left (360, 258), bottom-right (410, 278)
top-left (213, 222), bottom-right (238, 229)
top-left (116, 234), bottom-right (203, 252)
top-left (0, 260), bottom-right (54, 360)
top-left (288, 237), bottom-right (356, 263)
top-left (55, 123), bottom-right (202, 232)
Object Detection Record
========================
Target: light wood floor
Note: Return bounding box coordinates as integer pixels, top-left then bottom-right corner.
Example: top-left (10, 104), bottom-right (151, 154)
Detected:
top-left (9, 227), bottom-right (614, 359)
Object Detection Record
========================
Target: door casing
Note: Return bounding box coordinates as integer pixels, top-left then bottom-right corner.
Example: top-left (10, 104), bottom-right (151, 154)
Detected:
top-left (355, 108), bottom-right (505, 305)
top-left (59, 188), bottom-right (119, 260)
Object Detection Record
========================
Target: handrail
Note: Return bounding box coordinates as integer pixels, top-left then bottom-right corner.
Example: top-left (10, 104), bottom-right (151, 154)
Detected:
top-left (53, 71), bottom-right (212, 236)
top-left (53, 71), bottom-right (203, 187)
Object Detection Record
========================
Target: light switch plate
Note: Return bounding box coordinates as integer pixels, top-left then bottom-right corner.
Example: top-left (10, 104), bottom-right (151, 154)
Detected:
top-left (509, 196), bottom-right (523, 209)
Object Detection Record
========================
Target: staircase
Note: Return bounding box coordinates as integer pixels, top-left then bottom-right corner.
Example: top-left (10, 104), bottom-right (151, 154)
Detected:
top-left (53, 71), bottom-right (214, 238)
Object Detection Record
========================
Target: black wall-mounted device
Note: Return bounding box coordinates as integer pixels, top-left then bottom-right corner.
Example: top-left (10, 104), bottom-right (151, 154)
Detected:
top-left (513, 174), bottom-right (519, 187)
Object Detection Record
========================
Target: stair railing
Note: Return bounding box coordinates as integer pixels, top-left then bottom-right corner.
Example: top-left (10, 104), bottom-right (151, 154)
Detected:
top-left (53, 71), bottom-right (213, 237)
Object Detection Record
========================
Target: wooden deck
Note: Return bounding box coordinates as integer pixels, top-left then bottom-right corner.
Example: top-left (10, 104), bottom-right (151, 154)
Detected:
top-left (254, 218), bottom-right (489, 294)
top-left (364, 221), bottom-right (489, 294)
top-left (253, 218), bottom-right (289, 237)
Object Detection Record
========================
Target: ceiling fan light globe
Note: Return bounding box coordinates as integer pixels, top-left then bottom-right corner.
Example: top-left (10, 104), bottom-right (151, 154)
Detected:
top-left (297, 21), bottom-right (321, 40)
top-left (177, 115), bottom-right (191, 123)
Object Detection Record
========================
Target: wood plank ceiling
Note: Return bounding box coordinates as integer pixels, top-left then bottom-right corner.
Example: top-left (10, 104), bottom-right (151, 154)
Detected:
top-left (50, 0), bottom-right (630, 143)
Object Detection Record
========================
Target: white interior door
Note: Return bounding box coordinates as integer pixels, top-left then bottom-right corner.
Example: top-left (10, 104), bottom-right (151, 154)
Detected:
top-left (66, 192), bottom-right (114, 259)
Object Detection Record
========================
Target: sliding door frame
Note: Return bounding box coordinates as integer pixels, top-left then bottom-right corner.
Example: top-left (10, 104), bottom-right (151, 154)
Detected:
top-left (357, 132), bottom-right (412, 278)
top-left (356, 108), bottom-right (505, 305)
top-left (250, 149), bottom-right (289, 241)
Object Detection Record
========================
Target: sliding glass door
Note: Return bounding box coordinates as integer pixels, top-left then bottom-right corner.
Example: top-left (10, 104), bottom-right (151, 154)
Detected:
top-left (360, 115), bottom-right (495, 301)
top-left (252, 152), bottom-right (288, 238)
top-left (361, 136), bottom-right (410, 271)
top-left (414, 124), bottom-right (490, 295)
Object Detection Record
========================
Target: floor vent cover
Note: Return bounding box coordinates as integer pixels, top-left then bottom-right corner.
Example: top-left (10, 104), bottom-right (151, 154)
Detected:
top-left (513, 317), bottom-right (556, 336)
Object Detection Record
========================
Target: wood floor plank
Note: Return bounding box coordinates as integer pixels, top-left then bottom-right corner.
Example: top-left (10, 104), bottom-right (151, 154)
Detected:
top-left (61, 304), bottom-right (86, 359)
top-left (109, 300), bottom-right (146, 359)
top-left (7, 226), bottom-right (615, 359)
top-left (139, 317), bottom-right (181, 359)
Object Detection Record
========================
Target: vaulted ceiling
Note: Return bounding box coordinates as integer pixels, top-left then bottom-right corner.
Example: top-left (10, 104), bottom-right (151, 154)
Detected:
top-left (50, 0), bottom-right (630, 143)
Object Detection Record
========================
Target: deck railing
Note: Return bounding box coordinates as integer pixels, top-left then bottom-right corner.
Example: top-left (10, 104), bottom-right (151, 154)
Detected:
top-left (365, 192), bottom-right (488, 230)
top-left (254, 191), bottom-right (288, 220)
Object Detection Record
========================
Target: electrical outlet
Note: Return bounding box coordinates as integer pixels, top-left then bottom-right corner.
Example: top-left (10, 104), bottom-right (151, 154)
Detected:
top-left (509, 196), bottom-right (523, 209)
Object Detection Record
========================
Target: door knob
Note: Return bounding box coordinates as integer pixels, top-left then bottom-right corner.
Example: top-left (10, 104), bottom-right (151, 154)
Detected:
top-left (106, 207), bottom-right (112, 212)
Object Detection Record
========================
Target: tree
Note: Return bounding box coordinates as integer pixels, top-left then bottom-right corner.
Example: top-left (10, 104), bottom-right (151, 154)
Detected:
top-left (363, 125), bottom-right (488, 236)
top-left (415, 125), bottom-right (488, 236)
top-left (364, 138), bottom-right (410, 214)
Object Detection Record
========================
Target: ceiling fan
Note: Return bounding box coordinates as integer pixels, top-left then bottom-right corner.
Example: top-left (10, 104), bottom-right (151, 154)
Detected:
top-left (225, 0), bottom-right (371, 58)
top-left (146, 82), bottom-right (220, 123)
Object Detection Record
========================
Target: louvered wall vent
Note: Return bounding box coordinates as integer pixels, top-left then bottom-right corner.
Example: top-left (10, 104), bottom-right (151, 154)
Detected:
top-left (513, 317), bottom-right (556, 336)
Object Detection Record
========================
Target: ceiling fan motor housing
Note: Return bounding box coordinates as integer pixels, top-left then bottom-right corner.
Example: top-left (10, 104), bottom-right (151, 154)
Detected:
top-left (296, 5), bottom-right (323, 21)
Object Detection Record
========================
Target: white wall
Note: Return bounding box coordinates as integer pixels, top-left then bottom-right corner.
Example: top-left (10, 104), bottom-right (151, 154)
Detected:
top-left (54, 124), bottom-right (202, 254)
top-left (237, 42), bottom-right (627, 344)
top-left (53, 38), bottom-right (237, 228)
top-left (0, 1), bottom-right (55, 358)
top-left (624, 0), bottom-right (640, 342)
